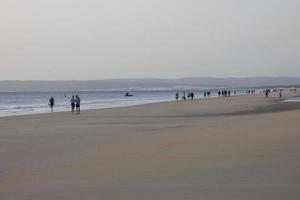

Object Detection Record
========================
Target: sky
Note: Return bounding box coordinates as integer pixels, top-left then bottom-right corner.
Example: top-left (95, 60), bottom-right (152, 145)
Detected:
top-left (0, 0), bottom-right (299, 80)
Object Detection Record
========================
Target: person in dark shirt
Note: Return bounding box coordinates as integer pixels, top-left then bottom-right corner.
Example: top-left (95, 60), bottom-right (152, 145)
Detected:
top-left (70, 95), bottom-right (75, 114)
top-left (175, 91), bottom-right (179, 101)
top-left (49, 97), bottom-right (55, 112)
top-left (75, 95), bottom-right (81, 114)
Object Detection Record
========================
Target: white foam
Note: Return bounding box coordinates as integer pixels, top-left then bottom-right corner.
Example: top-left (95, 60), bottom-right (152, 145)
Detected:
top-left (283, 97), bottom-right (300, 102)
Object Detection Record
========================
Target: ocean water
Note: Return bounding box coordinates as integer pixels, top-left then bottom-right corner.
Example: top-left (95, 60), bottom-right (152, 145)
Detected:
top-left (0, 89), bottom-right (246, 117)
top-left (283, 97), bottom-right (300, 102)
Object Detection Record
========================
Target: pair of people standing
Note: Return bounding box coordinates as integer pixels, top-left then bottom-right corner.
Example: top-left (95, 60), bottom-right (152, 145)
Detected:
top-left (71, 95), bottom-right (81, 114)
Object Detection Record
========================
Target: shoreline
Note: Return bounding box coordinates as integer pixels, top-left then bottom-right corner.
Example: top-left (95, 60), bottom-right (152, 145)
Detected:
top-left (0, 98), bottom-right (175, 118)
top-left (0, 94), bottom-right (225, 118)
top-left (1, 88), bottom-right (298, 118)
top-left (1, 93), bottom-right (299, 120)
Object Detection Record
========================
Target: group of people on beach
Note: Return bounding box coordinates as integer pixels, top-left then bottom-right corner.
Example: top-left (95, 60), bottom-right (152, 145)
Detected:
top-left (264, 89), bottom-right (271, 98)
top-left (218, 90), bottom-right (233, 97)
top-left (175, 91), bottom-right (195, 101)
top-left (70, 95), bottom-right (81, 114)
top-left (48, 95), bottom-right (81, 114)
top-left (247, 90), bottom-right (256, 95)
top-left (48, 88), bottom-right (290, 114)
top-left (176, 90), bottom-right (236, 101)
top-left (204, 91), bottom-right (211, 97)
top-left (264, 89), bottom-right (285, 98)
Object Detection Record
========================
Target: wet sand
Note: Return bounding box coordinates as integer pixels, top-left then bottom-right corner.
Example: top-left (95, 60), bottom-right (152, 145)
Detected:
top-left (1, 92), bottom-right (300, 200)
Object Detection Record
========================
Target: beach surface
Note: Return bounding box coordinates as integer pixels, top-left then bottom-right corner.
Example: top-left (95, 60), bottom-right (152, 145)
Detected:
top-left (1, 92), bottom-right (300, 200)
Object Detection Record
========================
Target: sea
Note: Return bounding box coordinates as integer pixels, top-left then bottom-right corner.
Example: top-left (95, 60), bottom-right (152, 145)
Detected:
top-left (0, 89), bottom-right (248, 117)
top-left (283, 96), bottom-right (300, 102)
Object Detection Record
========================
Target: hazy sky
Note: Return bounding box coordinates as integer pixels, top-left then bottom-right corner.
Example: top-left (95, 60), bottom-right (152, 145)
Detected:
top-left (0, 0), bottom-right (299, 80)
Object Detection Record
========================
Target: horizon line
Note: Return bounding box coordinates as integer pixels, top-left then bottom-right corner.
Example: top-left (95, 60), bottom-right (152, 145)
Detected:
top-left (1, 76), bottom-right (300, 82)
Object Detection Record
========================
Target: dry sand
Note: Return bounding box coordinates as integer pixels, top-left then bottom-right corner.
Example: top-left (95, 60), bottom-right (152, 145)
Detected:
top-left (1, 92), bottom-right (300, 200)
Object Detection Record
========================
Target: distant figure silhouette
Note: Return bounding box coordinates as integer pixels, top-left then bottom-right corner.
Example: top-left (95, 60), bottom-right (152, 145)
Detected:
top-left (191, 92), bottom-right (194, 100)
top-left (265, 89), bottom-right (270, 98)
top-left (71, 95), bottom-right (75, 114)
top-left (175, 91), bottom-right (179, 101)
top-left (182, 92), bottom-right (186, 100)
top-left (75, 95), bottom-right (81, 114)
top-left (125, 92), bottom-right (133, 97)
top-left (49, 97), bottom-right (55, 112)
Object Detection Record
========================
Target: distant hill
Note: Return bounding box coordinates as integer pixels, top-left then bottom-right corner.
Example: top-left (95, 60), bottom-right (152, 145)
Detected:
top-left (0, 77), bottom-right (300, 92)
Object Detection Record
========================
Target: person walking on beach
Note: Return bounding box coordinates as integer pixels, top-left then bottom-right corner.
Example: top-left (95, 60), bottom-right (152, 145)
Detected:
top-left (49, 97), bottom-right (55, 112)
top-left (191, 91), bottom-right (194, 100)
top-left (70, 95), bottom-right (75, 114)
top-left (175, 91), bottom-right (179, 101)
top-left (182, 92), bottom-right (186, 100)
top-left (75, 95), bottom-right (81, 114)
top-left (279, 91), bottom-right (282, 98)
top-left (265, 89), bottom-right (270, 98)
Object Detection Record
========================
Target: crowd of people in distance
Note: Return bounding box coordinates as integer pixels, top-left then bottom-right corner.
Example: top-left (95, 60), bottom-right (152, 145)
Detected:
top-left (48, 95), bottom-right (81, 114)
top-left (218, 90), bottom-right (233, 97)
top-left (174, 88), bottom-right (283, 101)
top-left (263, 88), bottom-right (285, 98)
top-left (48, 87), bottom-right (292, 113)
top-left (175, 90), bottom-right (237, 101)
top-left (246, 90), bottom-right (256, 95)
top-left (175, 91), bottom-right (195, 101)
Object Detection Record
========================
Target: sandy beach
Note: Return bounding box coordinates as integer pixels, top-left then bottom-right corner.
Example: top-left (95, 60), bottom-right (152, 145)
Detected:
top-left (1, 92), bottom-right (300, 200)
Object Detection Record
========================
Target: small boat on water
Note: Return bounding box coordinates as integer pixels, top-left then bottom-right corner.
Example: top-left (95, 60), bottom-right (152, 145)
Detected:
top-left (125, 92), bottom-right (134, 97)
